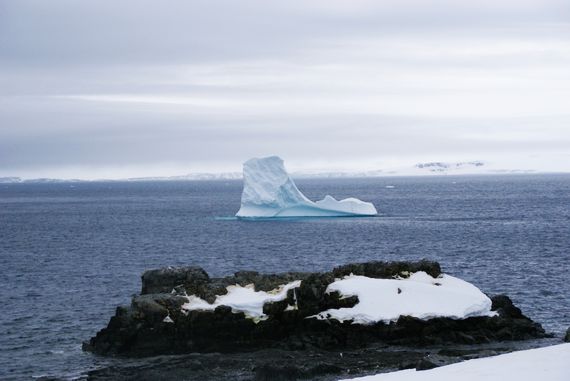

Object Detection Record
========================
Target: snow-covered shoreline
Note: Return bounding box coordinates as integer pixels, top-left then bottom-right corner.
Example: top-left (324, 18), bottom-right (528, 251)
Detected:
top-left (340, 343), bottom-right (570, 381)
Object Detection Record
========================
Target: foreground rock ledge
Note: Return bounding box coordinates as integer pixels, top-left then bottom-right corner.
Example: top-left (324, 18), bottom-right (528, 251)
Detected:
top-left (84, 260), bottom-right (547, 357)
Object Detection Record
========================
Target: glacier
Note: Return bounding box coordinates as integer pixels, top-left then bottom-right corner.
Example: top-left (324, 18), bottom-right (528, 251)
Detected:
top-left (235, 156), bottom-right (377, 218)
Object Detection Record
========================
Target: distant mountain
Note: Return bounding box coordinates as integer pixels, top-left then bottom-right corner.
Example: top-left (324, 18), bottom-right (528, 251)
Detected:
top-left (118, 161), bottom-right (539, 180)
top-left (0, 177), bottom-right (23, 183)
top-left (126, 172), bottom-right (242, 181)
top-left (388, 161), bottom-right (489, 175)
top-left (23, 178), bottom-right (85, 183)
top-left (414, 161), bottom-right (485, 172)
top-left (1, 177), bottom-right (88, 184)
top-left (0, 160), bottom-right (545, 183)
top-left (382, 161), bottom-right (538, 176)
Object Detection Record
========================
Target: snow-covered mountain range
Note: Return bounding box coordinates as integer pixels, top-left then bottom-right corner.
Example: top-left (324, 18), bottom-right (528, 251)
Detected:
top-left (0, 161), bottom-right (551, 183)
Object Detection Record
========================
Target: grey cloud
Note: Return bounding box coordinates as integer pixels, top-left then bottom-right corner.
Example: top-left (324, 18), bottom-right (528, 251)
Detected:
top-left (1, 0), bottom-right (568, 67)
top-left (1, 93), bottom-right (568, 171)
top-left (0, 0), bottom-right (569, 178)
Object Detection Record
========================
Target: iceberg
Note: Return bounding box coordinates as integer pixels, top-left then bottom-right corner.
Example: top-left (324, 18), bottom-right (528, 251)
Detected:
top-left (235, 156), bottom-right (377, 218)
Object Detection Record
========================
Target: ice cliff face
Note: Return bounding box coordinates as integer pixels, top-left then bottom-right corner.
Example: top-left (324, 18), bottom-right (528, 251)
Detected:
top-left (236, 156), bottom-right (377, 218)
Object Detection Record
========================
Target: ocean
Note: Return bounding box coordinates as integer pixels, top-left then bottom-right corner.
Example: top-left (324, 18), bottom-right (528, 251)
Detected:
top-left (1, 174), bottom-right (569, 380)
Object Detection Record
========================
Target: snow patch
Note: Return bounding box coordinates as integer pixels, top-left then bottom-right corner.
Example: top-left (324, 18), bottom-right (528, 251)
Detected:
top-left (236, 156), bottom-right (377, 218)
top-left (340, 344), bottom-right (570, 381)
top-left (313, 272), bottom-right (494, 324)
top-left (182, 280), bottom-right (301, 321)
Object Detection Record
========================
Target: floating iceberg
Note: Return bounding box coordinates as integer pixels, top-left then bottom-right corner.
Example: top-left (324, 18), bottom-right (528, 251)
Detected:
top-left (235, 156), bottom-right (377, 218)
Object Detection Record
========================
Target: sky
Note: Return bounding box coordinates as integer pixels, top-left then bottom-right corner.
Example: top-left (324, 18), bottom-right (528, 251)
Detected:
top-left (1, 0), bottom-right (569, 179)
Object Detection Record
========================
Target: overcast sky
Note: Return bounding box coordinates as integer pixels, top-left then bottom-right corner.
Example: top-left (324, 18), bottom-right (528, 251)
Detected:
top-left (1, 0), bottom-right (569, 179)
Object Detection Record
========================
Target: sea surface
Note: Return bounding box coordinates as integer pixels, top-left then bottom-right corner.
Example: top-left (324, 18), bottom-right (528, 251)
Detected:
top-left (1, 175), bottom-right (569, 380)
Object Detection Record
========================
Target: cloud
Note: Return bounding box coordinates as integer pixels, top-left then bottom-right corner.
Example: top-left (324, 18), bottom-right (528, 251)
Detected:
top-left (0, 0), bottom-right (569, 178)
top-left (1, 0), bottom-right (568, 66)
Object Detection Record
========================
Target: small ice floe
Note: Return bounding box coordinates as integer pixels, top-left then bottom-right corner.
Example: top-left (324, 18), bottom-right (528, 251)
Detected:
top-left (163, 314), bottom-right (174, 324)
top-left (182, 280), bottom-right (301, 322)
top-left (385, 185), bottom-right (395, 189)
top-left (313, 272), bottom-right (494, 324)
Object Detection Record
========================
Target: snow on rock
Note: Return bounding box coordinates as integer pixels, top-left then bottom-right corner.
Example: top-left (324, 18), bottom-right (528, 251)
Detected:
top-left (182, 280), bottom-right (301, 321)
top-left (314, 272), bottom-right (494, 324)
top-left (235, 156), bottom-right (377, 218)
top-left (340, 344), bottom-right (570, 381)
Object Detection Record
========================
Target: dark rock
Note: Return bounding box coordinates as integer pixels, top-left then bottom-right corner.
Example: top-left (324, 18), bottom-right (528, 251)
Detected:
top-left (398, 358), bottom-right (418, 370)
top-left (85, 340), bottom-right (536, 381)
top-left (253, 361), bottom-right (344, 381)
top-left (491, 295), bottom-right (524, 319)
top-left (564, 327), bottom-right (570, 342)
top-left (487, 295), bottom-right (548, 341)
top-left (324, 291), bottom-right (358, 308)
top-left (296, 273), bottom-right (336, 316)
top-left (416, 354), bottom-right (455, 370)
top-left (263, 299), bottom-right (290, 316)
top-left (254, 364), bottom-right (302, 381)
top-left (307, 363), bottom-right (344, 377)
top-left (141, 266), bottom-right (210, 295)
top-left (333, 260), bottom-right (441, 279)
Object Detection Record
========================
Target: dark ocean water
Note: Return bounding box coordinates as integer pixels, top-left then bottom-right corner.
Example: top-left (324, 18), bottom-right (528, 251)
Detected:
top-left (1, 175), bottom-right (569, 380)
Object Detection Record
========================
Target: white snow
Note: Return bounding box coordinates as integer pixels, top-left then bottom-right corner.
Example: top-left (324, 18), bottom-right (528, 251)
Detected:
top-left (181, 280), bottom-right (301, 321)
top-left (339, 344), bottom-right (570, 381)
top-left (313, 272), bottom-right (494, 324)
top-left (235, 156), bottom-right (377, 218)
top-left (180, 271), bottom-right (495, 327)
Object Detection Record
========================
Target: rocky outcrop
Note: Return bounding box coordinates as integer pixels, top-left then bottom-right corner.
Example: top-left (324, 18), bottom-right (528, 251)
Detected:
top-left (84, 260), bottom-right (547, 357)
top-left (141, 265), bottom-right (309, 302)
top-left (85, 343), bottom-right (525, 381)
